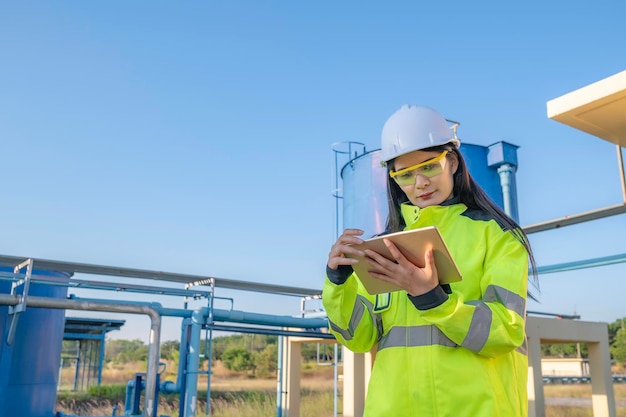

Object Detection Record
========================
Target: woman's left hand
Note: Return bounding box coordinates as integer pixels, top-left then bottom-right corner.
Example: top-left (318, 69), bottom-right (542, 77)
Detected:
top-left (364, 239), bottom-right (439, 296)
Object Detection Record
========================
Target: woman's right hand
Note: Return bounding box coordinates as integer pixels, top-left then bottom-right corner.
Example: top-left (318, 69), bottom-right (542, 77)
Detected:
top-left (327, 229), bottom-right (366, 270)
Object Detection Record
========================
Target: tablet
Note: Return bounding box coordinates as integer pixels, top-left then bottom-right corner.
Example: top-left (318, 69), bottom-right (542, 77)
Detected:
top-left (346, 226), bottom-right (462, 295)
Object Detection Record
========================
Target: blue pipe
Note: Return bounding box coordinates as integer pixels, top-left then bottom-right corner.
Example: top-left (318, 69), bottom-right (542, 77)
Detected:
top-left (124, 380), bottom-right (134, 415)
top-left (160, 318), bottom-right (191, 394)
top-left (67, 294), bottom-right (163, 309)
top-left (534, 253), bottom-right (626, 275)
top-left (68, 297), bottom-right (328, 330)
top-left (98, 329), bottom-right (106, 386)
top-left (64, 298), bottom-right (329, 417)
top-left (124, 379), bottom-right (145, 416)
top-left (276, 336), bottom-right (284, 417)
top-left (497, 163), bottom-right (519, 223)
top-left (211, 309), bottom-right (327, 329)
top-left (184, 308), bottom-right (209, 417)
top-left (206, 297), bottom-right (216, 417)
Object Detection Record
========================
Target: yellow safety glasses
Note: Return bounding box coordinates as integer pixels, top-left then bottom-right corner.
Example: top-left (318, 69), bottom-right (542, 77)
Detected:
top-left (389, 151), bottom-right (448, 186)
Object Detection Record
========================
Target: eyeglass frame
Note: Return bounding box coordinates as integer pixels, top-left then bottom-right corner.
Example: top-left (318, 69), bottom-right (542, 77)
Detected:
top-left (388, 150), bottom-right (449, 185)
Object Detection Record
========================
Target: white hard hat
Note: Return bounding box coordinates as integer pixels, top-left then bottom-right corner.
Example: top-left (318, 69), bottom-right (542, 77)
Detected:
top-left (380, 105), bottom-right (460, 163)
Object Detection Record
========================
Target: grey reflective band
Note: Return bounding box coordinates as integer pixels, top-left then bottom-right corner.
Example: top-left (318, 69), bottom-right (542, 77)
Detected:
top-left (462, 301), bottom-right (492, 352)
top-left (484, 285), bottom-right (526, 317)
top-left (328, 295), bottom-right (375, 342)
top-left (516, 337), bottom-right (528, 356)
top-left (378, 325), bottom-right (457, 351)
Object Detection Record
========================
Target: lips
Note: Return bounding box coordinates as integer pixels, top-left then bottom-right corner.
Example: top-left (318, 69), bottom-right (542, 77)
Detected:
top-left (419, 191), bottom-right (434, 199)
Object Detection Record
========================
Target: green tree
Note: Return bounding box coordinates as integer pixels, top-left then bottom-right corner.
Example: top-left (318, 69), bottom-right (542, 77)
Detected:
top-left (161, 340), bottom-right (180, 361)
top-left (609, 319), bottom-right (625, 347)
top-left (611, 327), bottom-right (626, 365)
top-left (542, 343), bottom-right (585, 358)
top-left (105, 339), bottom-right (148, 363)
top-left (222, 347), bottom-right (256, 373)
top-left (254, 344), bottom-right (278, 378)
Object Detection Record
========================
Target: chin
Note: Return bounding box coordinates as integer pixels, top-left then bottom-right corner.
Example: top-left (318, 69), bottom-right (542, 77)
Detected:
top-left (413, 196), bottom-right (446, 208)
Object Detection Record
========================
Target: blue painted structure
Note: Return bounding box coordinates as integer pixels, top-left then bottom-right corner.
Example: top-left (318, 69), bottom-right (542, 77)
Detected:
top-left (62, 317), bottom-right (125, 390)
top-left (338, 142), bottom-right (515, 237)
top-left (0, 266), bottom-right (71, 417)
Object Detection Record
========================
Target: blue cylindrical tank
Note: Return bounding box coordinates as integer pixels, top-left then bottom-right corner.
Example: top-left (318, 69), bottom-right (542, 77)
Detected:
top-left (459, 143), bottom-right (504, 209)
top-left (0, 266), bottom-right (70, 417)
top-left (340, 144), bottom-right (507, 236)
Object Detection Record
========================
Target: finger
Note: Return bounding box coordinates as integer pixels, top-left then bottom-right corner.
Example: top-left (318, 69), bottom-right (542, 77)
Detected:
top-left (330, 241), bottom-right (365, 256)
top-left (342, 228), bottom-right (365, 236)
top-left (382, 239), bottom-right (408, 263)
top-left (424, 248), bottom-right (435, 272)
top-left (363, 249), bottom-right (391, 265)
top-left (424, 248), bottom-right (438, 281)
top-left (328, 256), bottom-right (359, 270)
top-left (339, 229), bottom-right (364, 243)
top-left (337, 235), bottom-right (365, 246)
top-left (338, 245), bottom-right (365, 258)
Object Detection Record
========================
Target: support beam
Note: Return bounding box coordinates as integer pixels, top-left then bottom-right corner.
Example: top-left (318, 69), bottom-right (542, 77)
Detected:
top-left (526, 316), bottom-right (616, 417)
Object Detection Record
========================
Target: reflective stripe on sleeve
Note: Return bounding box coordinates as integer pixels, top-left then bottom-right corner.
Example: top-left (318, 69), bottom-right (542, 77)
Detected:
top-left (484, 285), bottom-right (526, 317)
top-left (328, 295), bottom-right (376, 342)
top-left (461, 301), bottom-right (492, 352)
top-left (460, 285), bottom-right (526, 353)
top-left (378, 325), bottom-right (457, 351)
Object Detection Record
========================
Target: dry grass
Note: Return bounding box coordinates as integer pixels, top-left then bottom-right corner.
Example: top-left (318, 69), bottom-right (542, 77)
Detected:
top-left (58, 360), bottom-right (626, 417)
top-left (545, 384), bottom-right (626, 400)
top-left (544, 384), bottom-right (626, 417)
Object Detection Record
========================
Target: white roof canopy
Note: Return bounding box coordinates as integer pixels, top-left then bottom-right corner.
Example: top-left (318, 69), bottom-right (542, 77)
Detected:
top-left (547, 70), bottom-right (626, 147)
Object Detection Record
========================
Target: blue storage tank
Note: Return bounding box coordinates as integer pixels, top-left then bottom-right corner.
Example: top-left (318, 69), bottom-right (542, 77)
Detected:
top-left (460, 143), bottom-right (504, 209)
top-left (340, 143), bottom-right (513, 237)
top-left (0, 266), bottom-right (71, 417)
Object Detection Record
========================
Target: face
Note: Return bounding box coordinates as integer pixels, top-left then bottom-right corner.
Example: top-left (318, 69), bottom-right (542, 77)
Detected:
top-left (391, 149), bottom-right (458, 208)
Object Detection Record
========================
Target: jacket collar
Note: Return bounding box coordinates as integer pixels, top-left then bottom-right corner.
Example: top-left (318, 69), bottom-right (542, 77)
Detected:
top-left (400, 195), bottom-right (464, 228)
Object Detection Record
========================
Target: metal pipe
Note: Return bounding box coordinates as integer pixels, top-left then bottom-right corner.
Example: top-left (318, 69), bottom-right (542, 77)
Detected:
top-left (276, 336), bottom-right (284, 417)
top-left (497, 163), bottom-right (519, 223)
top-left (211, 309), bottom-right (327, 329)
top-left (160, 318), bottom-right (191, 395)
top-left (0, 254), bottom-right (323, 297)
top-left (534, 253), bottom-right (626, 275)
top-left (209, 324), bottom-right (334, 339)
top-left (0, 294), bottom-right (161, 417)
top-left (7, 258), bottom-right (34, 345)
top-left (98, 330), bottom-right (105, 386)
top-left (523, 203), bottom-right (626, 234)
top-left (68, 294), bottom-right (164, 309)
top-left (125, 379), bottom-right (138, 415)
top-left (617, 144), bottom-right (626, 202)
top-left (185, 308), bottom-right (208, 417)
top-left (69, 300), bottom-right (328, 329)
top-left (206, 281), bottom-right (216, 417)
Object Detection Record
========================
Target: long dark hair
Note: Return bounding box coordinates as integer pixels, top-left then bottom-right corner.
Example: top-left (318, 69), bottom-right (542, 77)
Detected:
top-left (384, 143), bottom-right (539, 299)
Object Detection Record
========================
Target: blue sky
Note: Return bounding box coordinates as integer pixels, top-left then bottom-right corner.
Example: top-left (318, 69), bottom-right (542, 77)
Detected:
top-left (1, 1), bottom-right (625, 342)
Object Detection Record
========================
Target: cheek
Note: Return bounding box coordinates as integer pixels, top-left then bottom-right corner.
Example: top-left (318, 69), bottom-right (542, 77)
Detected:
top-left (442, 173), bottom-right (456, 193)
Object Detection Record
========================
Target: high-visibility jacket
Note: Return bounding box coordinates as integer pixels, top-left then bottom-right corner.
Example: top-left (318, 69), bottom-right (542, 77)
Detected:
top-left (323, 200), bottom-right (529, 417)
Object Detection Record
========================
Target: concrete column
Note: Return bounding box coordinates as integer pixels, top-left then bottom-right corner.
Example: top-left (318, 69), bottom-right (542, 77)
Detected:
top-left (342, 349), bottom-right (366, 417)
top-left (526, 316), bottom-right (616, 417)
top-left (280, 337), bottom-right (301, 417)
top-left (588, 338), bottom-right (617, 416)
top-left (526, 319), bottom-right (546, 417)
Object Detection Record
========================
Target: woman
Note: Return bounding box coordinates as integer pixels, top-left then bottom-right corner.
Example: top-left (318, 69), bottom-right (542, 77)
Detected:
top-left (323, 105), bottom-right (538, 417)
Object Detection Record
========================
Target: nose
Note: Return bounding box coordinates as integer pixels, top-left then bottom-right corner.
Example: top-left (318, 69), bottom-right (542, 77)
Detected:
top-left (414, 174), bottom-right (430, 189)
